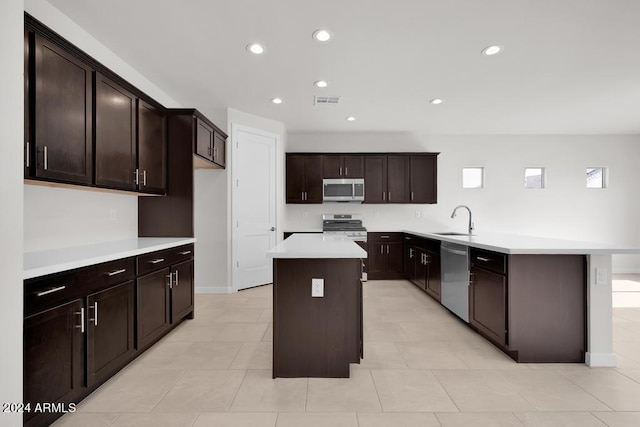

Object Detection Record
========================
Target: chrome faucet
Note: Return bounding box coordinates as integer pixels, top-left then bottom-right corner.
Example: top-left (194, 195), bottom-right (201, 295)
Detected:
top-left (451, 205), bottom-right (474, 235)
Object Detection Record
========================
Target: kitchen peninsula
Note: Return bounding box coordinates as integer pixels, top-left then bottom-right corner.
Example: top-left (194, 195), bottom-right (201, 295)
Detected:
top-left (405, 229), bottom-right (640, 367)
top-left (267, 233), bottom-right (367, 378)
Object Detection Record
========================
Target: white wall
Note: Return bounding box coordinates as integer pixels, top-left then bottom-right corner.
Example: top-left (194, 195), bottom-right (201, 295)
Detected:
top-left (0, 0), bottom-right (24, 425)
top-left (286, 133), bottom-right (640, 273)
top-left (194, 108), bottom-right (285, 293)
top-left (23, 0), bottom-right (181, 253)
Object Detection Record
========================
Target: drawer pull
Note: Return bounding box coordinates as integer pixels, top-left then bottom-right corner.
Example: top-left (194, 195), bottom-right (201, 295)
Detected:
top-left (148, 258), bottom-right (165, 264)
top-left (380, 236), bottom-right (390, 239)
top-left (178, 250), bottom-right (192, 255)
top-left (476, 256), bottom-right (492, 262)
top-left (36, 285), bottom-right (66, 297)
top-left (106, 268), bottom-right (126, 276)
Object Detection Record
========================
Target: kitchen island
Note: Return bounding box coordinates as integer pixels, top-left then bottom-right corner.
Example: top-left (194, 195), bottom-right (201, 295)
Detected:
top-left (405, 229), bottom-right (640, 367)
top-left (267, 233), bottom-right (367, 378)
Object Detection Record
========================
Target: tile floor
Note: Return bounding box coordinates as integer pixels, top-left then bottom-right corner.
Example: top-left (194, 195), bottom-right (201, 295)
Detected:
top-left (53, 276), bottom-right (640, 427)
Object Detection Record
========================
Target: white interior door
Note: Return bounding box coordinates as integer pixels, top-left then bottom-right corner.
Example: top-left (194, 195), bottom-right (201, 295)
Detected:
top-left (232, 126), bottom-right (277, 291)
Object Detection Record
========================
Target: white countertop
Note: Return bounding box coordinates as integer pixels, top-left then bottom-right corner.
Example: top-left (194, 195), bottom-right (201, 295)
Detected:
top-left (24, 237), bottom-right (196, 280)
top-left (267, 233), bottom-right (367, 259)
top-left (405, 229), bottom-right (640, 255)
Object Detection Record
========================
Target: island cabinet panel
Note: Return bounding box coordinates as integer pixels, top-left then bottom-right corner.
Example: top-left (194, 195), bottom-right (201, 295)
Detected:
top-left (137, 100), bottom-right (166, 194)
top-left (87, 281), bottom-right (135, 386)
top-left (507, 255), bottom-right (586, 363)
top-left (32, 33), bottom-right (93, 185)
top-left (273, 258), bottom-right (362, 378)
top-left (24, 299), bottom-right (84, 427)
top-left (95, 72), bottom-right (137, 190)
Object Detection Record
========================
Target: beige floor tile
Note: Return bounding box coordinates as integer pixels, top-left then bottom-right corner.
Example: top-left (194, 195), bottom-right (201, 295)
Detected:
top-left (229, 369), bottom-right (307, 412)
top-left (592, 412), bottom-right (640, 427)
top-left (433, 369), bottom-right (535, 412)
top-left (77, 368), bottom-right (184, 412)
top-left (436, 412), bottom-right (523, 426)
top-left (364, 322), bottom-right (411, 342)
top-left (229, 342), bottom-right (273, 369)
top-left (614, 341), bottom-right (640, 362)
top-left (52, 412), bottom-right (121, 426)
top-left (258, 308), bottom-right (273, 322)
top-left (395, 341), bottom-right (467, 369)
top-left (193, 412), bottom-right (277, 427)
top-left (561, 369), bottom-right (640, 410)
top-left (515, 411), bottom-right (607, 427)
top-left (617, 369), bottom-right (640, 383)
top-left (238, 284), bottom-right (273, 298)
top-left (190, 307), bottom-right (228, 323)
top-left (614, 354), bottom-right (640, 369)
top-left (239, 297), bottom-right (272, 309)
top-left (447, 341), bottom-right (524, 369)
top-left (399, 321), bottom-right (486, 343)
top-left (153, 370), bottom-right (246, 412)
top-left (365, 306), bottom-right (452, 323)
top-left (358, 342), bottom-right (408, 369)
top-left (371, 369), bottom-right (458, 412)
top-left (262, 323), bottom-right (273, 342)
top-left (136, 341), bottom-right (242, 370)
top-left (216, 308), bottom-right (264, 322)
top-left (275, 412), bottom-right (358, 427)
top-left (112, 412), bottom-right (199, 426)
top-left (357, 412), bottom-right (440, 427)
top-left (213, 322), bottom-right (269, 342)
top-left (164, 320), bottom-right (227, 342)
top-left (306, 369), bottom-right (382, 412)
top-left (613, 308), bottom-right (640, 323)
top-left (614, 323), bottom-right (640, 342)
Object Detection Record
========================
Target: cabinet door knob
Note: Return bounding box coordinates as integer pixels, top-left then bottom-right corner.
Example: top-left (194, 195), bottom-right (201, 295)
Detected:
top-left (270, 226), bottom-right (276, 231)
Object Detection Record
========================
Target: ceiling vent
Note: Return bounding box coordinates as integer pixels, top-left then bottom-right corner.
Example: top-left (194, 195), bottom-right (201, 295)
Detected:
top-left (314, 96), bottom-right (340, 106)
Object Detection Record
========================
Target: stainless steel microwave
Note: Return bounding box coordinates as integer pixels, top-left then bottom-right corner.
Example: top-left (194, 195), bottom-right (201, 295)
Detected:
top-left (323, 178), bottom-right (365, 203)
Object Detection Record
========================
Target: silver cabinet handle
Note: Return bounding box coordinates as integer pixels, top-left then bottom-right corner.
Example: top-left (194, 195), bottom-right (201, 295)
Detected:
top-left (149, 258), bottom-right (165, 264)
top-left (143, 170), bottom-right (147, 186)
top-left (382, 192), bottom-right (385, 201)
top-left (208, 144), bottom-right (212, 156)
top-left (106, 268), bottom-right (126, 276)
top-left (477, 256), bottom-right (492, 262)
top-left (214, 147), bottom-right (218, 158)
top-left (386, 244), bottom-right (390, 254)
top-left (411, 191), bottom-right (414, 201)
top-left (76, 307), bottom-right (85, 333)
top-left (36, 285), bottom-right (66, 297)
top-left (43, 146), bottom-right (48, 170)
top-left (380, 236), bottom-right (390, 239)
top-left (409, 248), bottom-right (413, 258)
top-left (134, 168), bottom-right (139, 185)
top-left (174, 271), bottom-right (179, 287)
top-left (339, 167), bottom-right (343, 176)
top-left (166, 273), bottom-right (173, 289)
top-left (178, 250), bottom-right (192, 255)
top-left (26, 142), bottom-right (30, 168)
top-left (388, 192), bottom-right (391, 200)
top-left (380, 245), bottom-right (383, 254)
top-left (89, 302), bottom-right (98, 326)
top-left (345, 167), bottom-right (348, 175)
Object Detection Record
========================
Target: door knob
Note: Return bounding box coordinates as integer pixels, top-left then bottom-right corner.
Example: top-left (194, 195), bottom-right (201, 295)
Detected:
top-left (270, 226), bottom-right (276, 231)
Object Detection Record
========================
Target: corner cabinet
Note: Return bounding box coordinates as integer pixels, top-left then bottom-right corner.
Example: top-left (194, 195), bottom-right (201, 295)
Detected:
top-left (137, 100), bottom-right (167, 194)
top-left (194, 112), bottom-right (227, 168)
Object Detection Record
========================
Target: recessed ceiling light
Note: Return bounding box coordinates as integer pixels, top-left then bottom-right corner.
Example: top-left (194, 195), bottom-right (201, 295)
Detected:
top-left (430, 98), bottom-right (444, 105)
top-left (314, 80), bottom-right (328, 88)
top-left (313, 29), bottom-right (332, 42)
top-left (271, 98), bottom-right (283, 104)
top-left (246, 43), bottom-right (265, 54)
top-left (346, 116), bottom-right (356, 122)
top-left (481, 45), bottom-right (503, 56)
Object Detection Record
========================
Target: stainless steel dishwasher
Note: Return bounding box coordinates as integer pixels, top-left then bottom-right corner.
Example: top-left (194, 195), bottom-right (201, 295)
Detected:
top-left (440, 242), bottom-right (470, 322)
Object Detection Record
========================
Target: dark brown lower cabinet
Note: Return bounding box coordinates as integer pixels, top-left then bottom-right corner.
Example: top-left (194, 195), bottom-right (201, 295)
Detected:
top-left (87, 281), bottom-right (135, 386)
top-left (470, 266), bottom-right (507, 346)
top-left (137, 268), bottom-right (171, 350)
top-left (171, 260), bottom-right (194, 322)
top-left (367, 233), bottom-right (404, 280)
top-left (425, 249), bottom-right (441, 301)
top-left (404, 235), bottom-right (441, 301)
top-left (24, 299), bottom-right (84, 427)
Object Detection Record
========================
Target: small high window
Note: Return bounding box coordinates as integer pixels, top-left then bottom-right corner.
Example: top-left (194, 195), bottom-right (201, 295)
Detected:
top-left (524, 168), bottom-right (545, 189)
top-left (462, 167), bottom-right (484, 189)
top-left (587, 167), bottom-right (606, 188)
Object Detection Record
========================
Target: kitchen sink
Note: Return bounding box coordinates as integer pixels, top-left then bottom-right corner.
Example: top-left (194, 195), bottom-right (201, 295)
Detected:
top-left (433, 232), bottom-right (473, 236)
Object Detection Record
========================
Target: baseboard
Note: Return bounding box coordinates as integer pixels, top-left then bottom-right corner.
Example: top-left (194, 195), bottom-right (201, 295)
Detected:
top-left (585, 352), bottom-right (617, 367)
top-left (195, 286), bottom-right (232, 294)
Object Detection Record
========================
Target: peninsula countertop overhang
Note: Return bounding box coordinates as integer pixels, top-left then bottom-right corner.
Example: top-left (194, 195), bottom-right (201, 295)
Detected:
top-left (267, 233), bottom-right (367, 259)
top-left (405, 229), bottom-right (640, 255)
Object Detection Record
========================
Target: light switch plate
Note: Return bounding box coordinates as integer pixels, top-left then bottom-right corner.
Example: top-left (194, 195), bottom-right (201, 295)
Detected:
top-left (312, 278), bottom-right (324, 297)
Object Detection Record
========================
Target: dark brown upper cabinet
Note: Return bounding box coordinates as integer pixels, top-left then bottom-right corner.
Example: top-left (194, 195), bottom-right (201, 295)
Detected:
top-left (286, 154), bottom-right (323, 203)
top-left (31, 33), bottom-right (93, 185)
top-left (322, 155), bottom-right (364, 178)
top-left (409, 154), bottom-right (437, 203)
top-left (364, 155), bottom-right (388, 203)
top-left (138, 100), bottom-right (166, 194)
top-left (194, 113), bottom-right (226, 169)
top-left (24, 29), bottom-right (31, 178)
top-left (95, 72), bottom-right (137, 190)
top-left (387, 155), bottom-right (410, 203)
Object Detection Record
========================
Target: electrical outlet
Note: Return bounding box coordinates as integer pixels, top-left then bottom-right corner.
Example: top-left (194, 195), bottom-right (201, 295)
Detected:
top-left (312, 278), bottom-right (324, 297)
top-left (415, 211), bottom-right (420, 218)
top-left (595, 268), bottom-right (607, 285)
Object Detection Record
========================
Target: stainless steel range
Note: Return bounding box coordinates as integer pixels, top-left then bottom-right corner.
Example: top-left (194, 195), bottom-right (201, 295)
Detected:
top-left (322, 214), bottom-right (367, 242)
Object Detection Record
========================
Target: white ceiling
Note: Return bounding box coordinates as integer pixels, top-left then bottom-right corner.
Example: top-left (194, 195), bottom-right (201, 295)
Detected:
top-left (48, 0), bottom-right (640, 134)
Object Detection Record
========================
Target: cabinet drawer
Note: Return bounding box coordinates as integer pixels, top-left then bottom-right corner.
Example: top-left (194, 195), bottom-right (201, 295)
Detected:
top-left (25, 271), bottom-right (79, 317)
top-left (136, 244), bottom-right (194, 276)
top-left (368, 232), bottom-right (402, 242)
top-left (470, 248), bottom-right (507, 275)
top-left (80, 257), bottom-right (136, 292)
